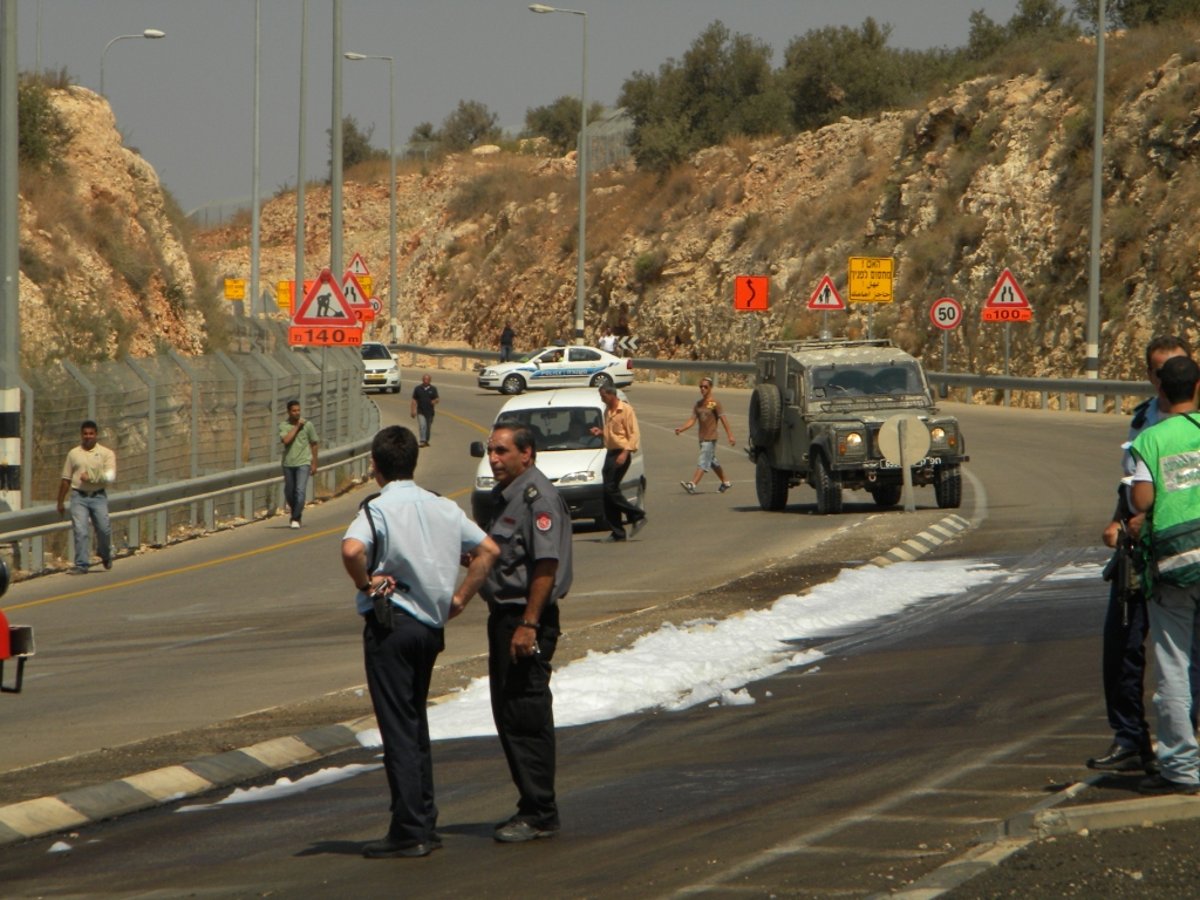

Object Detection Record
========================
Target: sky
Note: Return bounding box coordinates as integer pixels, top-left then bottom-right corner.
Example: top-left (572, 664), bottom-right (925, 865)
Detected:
top-left (17, 1), bottom-right (1024, 217)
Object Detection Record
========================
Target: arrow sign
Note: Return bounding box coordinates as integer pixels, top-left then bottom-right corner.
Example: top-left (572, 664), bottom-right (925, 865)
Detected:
top-left (734, 275), bottom-right (769, 311)
top-left (807, 275), bottom-right (845, 311)
top-left (615, 336), bottom-right (639, 353)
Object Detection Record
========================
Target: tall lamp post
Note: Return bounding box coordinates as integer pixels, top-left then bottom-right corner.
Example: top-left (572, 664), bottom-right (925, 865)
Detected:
top-left (100, 28), bottom-right (165, 96)
top-left (1085, 0), bottom-right (1106, 412)
top-left (529, 3), bottom-right (588, 345)
top-left (345, 51), bottom-right (397, 343)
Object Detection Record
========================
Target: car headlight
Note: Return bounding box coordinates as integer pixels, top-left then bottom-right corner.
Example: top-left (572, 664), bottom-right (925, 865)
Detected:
top-left (837, 431), bottom-right (864, 455)
top-left (475, 475), bottom-right (497, 490)
top-left (481, 369), bottom-right (495, 378)
top-left (930, 426), bottom-right (957, 448)
top-left (557, 470), bottom-right (597, 485)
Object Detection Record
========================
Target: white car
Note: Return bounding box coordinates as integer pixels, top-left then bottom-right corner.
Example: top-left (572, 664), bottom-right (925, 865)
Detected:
top-left (360, 341), bottom-right (402, 393)
top-left (477, 345), bottom-right (634, 395)
top-left (469, 388), bottom-right (646, 526)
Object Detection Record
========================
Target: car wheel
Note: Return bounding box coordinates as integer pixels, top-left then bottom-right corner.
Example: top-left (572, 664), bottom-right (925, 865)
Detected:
top-left (755, 454), bottom-right (788, 511)
top-left (749, 383), bottom-right (782, 447)
top-left (934, 465), bottom-right (962, 509)
top-left (501, 374), bottom-right (526, 395)
top-left (870, 484), bottom-right (901, 508)
top-left (813, 453), bottom-right (843, 515)
top-left (590, 372), bottom-right (614, 390)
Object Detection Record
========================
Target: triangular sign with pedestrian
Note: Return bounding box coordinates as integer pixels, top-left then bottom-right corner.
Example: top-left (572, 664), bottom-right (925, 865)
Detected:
top-left (807, 274), bottom-right (845, 311)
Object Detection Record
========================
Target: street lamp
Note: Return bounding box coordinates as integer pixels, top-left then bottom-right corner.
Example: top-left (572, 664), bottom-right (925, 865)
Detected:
top-left (529, 3), bottom-right (588, 345)
top-left (345, 51), bottom-right (397, 342)
top-left (100, 28), bottom-right (165, 97)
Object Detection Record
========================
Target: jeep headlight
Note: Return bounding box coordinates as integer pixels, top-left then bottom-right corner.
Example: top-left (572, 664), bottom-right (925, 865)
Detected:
top-left (837, 431), bottom-right (865, 456)
top-left (929, 425), bottom-right (957, 449)
top-left (475, 475), bottom-right (497, 490)
top-left (557, 470), bottom-right (597, 485)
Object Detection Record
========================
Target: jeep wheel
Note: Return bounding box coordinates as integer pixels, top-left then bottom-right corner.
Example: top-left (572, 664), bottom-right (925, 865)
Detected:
top-left (748, 383), bottom-right (782, 447)
top-left (870, 484), bottom-right (901, 508)
top-left (934, 465), bottom-right (962, 509)
top-left (501, 374), bottom-right (526, 395)
top-left (755, 455), bottom-right (789, 511)
top-left (813, 453), bottom-right (843, 515)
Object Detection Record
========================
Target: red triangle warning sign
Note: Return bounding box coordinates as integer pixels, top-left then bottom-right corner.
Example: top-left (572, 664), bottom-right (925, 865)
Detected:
top-left (984, 269), bottom-right (1030, 308)
top-left (807, 274), bottom-right (845, 311)
top-left (293, 269), bottom-right (359, 326)
top-left (348, 252), bottom-right (370, 277)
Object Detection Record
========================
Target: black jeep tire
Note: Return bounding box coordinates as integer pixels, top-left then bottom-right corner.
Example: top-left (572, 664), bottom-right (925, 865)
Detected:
top-left (755, 455), bottom-right (789, 511)
top-left (870, 484), bottom-right (902, 508)
top-left (813, 453), bottom-right (843, 515)
top-left (749, 383), bottom-right (782, 447)
top-left (501, 374), bottom-right (526, 395)
top-left (935, 465), bottom-right (962, 509)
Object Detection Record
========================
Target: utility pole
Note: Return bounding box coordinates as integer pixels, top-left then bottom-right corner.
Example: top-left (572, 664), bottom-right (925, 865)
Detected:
top-left (0, 1), bottom-right (22, 510)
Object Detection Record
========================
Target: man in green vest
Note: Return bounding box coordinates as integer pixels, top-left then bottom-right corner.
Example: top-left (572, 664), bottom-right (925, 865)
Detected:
top-left (1130, 355), bottom-right (1200, 795)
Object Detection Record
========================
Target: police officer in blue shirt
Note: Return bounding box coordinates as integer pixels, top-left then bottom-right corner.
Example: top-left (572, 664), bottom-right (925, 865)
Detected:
top-left (342, 425), bottom-right (499, 859)
top-left (480, 423), bottom-right (573, 843)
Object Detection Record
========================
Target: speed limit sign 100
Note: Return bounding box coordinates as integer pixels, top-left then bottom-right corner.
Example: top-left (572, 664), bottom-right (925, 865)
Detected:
top-left (930, 297), bottom-right (962, 331)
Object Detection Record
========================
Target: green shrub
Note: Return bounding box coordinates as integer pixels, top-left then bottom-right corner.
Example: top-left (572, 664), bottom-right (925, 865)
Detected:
top-left (18, 76), bottom-right (73, 173)
top-left (633, 250), bottom-right (667, 285)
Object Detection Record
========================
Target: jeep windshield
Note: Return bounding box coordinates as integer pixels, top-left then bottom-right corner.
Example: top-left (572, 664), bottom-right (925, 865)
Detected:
top-left (808, 362), bottom-right (927, 404)
top-left (495, 407), bottom-right (604, 451)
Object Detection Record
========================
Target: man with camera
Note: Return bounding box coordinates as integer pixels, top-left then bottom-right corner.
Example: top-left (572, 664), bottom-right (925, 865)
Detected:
top-left (341, 426), bottom-right (499, 858)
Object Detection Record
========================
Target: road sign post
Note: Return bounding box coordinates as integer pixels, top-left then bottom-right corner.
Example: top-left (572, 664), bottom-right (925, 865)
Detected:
top-left (982, 270), bottom-right (1033, 402)
top-left (848, 257), bottom-right (894, 339)
top-left (289, 268), bottom-right (363, 347)
top-left (930, 297), bottom-right (962, 376)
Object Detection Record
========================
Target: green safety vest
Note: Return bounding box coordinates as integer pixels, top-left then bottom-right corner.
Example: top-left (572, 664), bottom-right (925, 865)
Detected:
top-left (1132, 413), bottom-right (1200, 586)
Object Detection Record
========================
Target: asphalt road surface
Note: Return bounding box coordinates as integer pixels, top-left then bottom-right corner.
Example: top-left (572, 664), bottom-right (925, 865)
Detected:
top-left (0, 375), bottom-right (1137, 897)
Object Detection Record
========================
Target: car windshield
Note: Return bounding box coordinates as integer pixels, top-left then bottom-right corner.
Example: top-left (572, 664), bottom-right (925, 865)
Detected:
top-left (808, 362), bottom-right (926, 400)
top-left (494, 407), bottom-right (603, 451)
top-left (361, 344), bottom-right (391, 360)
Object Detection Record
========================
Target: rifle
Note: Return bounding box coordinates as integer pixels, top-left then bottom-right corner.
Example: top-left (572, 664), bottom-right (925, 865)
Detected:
top-left (1103, 520), bottom-right (1142, 627)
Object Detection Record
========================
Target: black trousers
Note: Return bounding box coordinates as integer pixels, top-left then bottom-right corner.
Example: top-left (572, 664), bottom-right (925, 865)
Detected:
top-left (1102, 580), bottom-right (1152, 754)
top-left (487, 603), bottom-right (560, 827)
top-left (601, 449), bottom-right (644, 539)
top-left (363, 611), bottom-right (444, 843)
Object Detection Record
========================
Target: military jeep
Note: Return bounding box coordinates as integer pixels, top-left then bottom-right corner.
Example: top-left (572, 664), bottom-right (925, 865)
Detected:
top-left (747, 339), bottom-right (968, 514)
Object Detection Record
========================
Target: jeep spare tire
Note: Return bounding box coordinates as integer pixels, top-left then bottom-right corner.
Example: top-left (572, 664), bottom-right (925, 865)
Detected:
top-left (749, 383), bottom-right (782, 447)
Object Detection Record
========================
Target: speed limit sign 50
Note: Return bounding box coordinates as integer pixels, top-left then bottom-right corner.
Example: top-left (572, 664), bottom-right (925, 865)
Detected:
top-left (930, 297), bottom-right (962, 330)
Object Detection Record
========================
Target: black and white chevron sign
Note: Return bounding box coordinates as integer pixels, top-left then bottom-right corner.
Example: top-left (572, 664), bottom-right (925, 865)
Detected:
top-left (615, 336), bottom-right (639, 353)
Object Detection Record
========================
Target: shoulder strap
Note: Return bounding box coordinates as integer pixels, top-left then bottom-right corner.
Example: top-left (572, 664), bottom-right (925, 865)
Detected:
top-left (1182, 413), bottom-right (1200, 433)
top-left (359, 492), bottom-right (382, 572)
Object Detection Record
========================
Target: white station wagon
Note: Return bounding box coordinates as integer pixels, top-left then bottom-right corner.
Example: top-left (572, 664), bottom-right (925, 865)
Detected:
top-left (477, 345), bottom-right (634, 395)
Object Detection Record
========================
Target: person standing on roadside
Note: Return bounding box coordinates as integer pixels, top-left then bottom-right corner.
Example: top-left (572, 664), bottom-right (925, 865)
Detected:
top-left (410, 374), bottom-right (440, 447)
top-left (57, 420), bottom-right (116, 573)
top-left (1089, 336), bottom-right (1193, 777)
top-left (480, 423), bottom-right (573, 842)
top-left (279, 399), bottom-right (319, 529)
top-left (591, 385), bottom-right (647, 542)
top-left (1129, 355), bottom-right (1200, 795)
top-left (499, 321), bottom-right (516, 362)
top-left (342, 425), bottom-right (500, 857)
top-left (674, 377), bottom-right (736, 494)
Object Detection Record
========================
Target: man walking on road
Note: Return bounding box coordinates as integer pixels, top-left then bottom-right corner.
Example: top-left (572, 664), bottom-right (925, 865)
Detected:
top-left (674, 377), bottom-right (736, 494)
top-left (57, 420), bottom-right (116, 573)
top-left (1130, 355), bottom-right (1200, 795)
top-left (343, 425), bottom-right (499, 857)
top-left (1089, 336), bottom-right (1192, 776)
top-left (410, 374), bottom-right (440, 447)
top-left (279, 400), bottom-right (319, 529)
top-left (592, 385), bottom-right (647, 542)
top-left (480, 423), bottom-right (573, 842)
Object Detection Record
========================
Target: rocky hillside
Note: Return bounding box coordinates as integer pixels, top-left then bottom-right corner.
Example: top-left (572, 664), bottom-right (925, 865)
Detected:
top-left (20, 38), bottom-right (1200, 384)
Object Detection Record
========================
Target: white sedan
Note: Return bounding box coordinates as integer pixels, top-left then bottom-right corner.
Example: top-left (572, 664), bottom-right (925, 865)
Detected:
top-left (477, 345), bottom-right (634, 395)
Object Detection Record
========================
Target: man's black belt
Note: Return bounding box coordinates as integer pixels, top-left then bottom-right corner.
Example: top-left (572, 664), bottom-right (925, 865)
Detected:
top-left (73, 489), bottom-right (105, 496)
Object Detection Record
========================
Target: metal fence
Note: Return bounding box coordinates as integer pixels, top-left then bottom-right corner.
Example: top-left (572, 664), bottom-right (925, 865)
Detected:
top-left (2, 319), bottom-right (378, 573)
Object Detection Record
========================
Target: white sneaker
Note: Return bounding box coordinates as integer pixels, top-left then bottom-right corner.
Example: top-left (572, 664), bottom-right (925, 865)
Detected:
top-left (681, 481), bottom-right (696, 494)
top-left (719, 482), bottom-right (732, 493)
top-left (290, 520), bottom-right (300, 529)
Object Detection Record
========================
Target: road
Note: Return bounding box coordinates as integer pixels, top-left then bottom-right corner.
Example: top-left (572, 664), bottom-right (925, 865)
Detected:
top-left (0, 375), bottom-right (1131, 896)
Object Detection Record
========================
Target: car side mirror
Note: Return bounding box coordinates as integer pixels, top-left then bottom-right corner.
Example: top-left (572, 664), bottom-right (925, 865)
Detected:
top-left (470, 441), bottom-right (485, 458)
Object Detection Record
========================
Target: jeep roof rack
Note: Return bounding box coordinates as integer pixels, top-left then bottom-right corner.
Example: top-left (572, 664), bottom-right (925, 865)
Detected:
top-left (759, 338), bottom-right (893, 351)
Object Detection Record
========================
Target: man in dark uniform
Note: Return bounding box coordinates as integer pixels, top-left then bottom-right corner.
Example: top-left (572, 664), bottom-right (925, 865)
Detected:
top-left (1090, 335), bottom-right (1192, 775)
top-left (480, 423), bottom-right (573, 842)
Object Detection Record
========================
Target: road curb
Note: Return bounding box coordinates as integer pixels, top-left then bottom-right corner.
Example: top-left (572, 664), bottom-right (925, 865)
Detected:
top-left (0, 717), bottom-right (378, 847)
top-left (869, 513), bottom-right (971, 566)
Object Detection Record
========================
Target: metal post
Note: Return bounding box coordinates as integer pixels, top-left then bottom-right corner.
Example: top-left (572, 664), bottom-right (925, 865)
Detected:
top-left (250, 0), bottom-right (261, 318)
top-left (1085, 0), bottom-right (1106, 411)
top-left (330, 0), bottom-right (344, 276)
top-left (294, 0), bottom-right (308, 317)
top-left (387, 56), bottom-right (397, 343)
top-left (0, 1), bottom-right (20, 511)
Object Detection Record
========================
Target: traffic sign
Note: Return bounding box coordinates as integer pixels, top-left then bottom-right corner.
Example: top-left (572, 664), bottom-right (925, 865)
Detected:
top-left (615, 336), bottom-right (639, 353)
top-left (848, 256), bottom-right (894, 303)
top-left (341, 272), bottom-right (376, 322)
top-left (292, 268), bottom-right (358, 327)
top-left (734, 275), bottom-right (769, 311)
top-left (224, 278), bottom-right (245, 301)
top-left (288, 324), bottom-right (364, 347)
top-left (807, 275), bottom-right (845, 311)
top-left (930, 297), bottom-right (962, 330)
top-left (348, 252), bottom-right (370, 277)
top-left (370, 297), bottom-right (383, 315)
top-left (982, 268), bottom-right (1032, 322)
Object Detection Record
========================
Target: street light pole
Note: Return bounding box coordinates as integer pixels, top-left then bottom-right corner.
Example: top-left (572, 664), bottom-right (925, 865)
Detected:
top-left (100, 28), bottom-right (165, 97)
top-left (1085, 0), bottom-right (1106, 412)
top-left (529, 3), bottom-right (588, 345)
top-left (345, 52), bottom-right (397, 343)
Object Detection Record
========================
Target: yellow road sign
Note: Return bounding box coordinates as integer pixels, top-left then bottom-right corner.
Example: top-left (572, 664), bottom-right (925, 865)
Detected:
top-left (224, 278), bottom-right (246, 301)
top-left (848, 257), bottom-right (894, 304)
